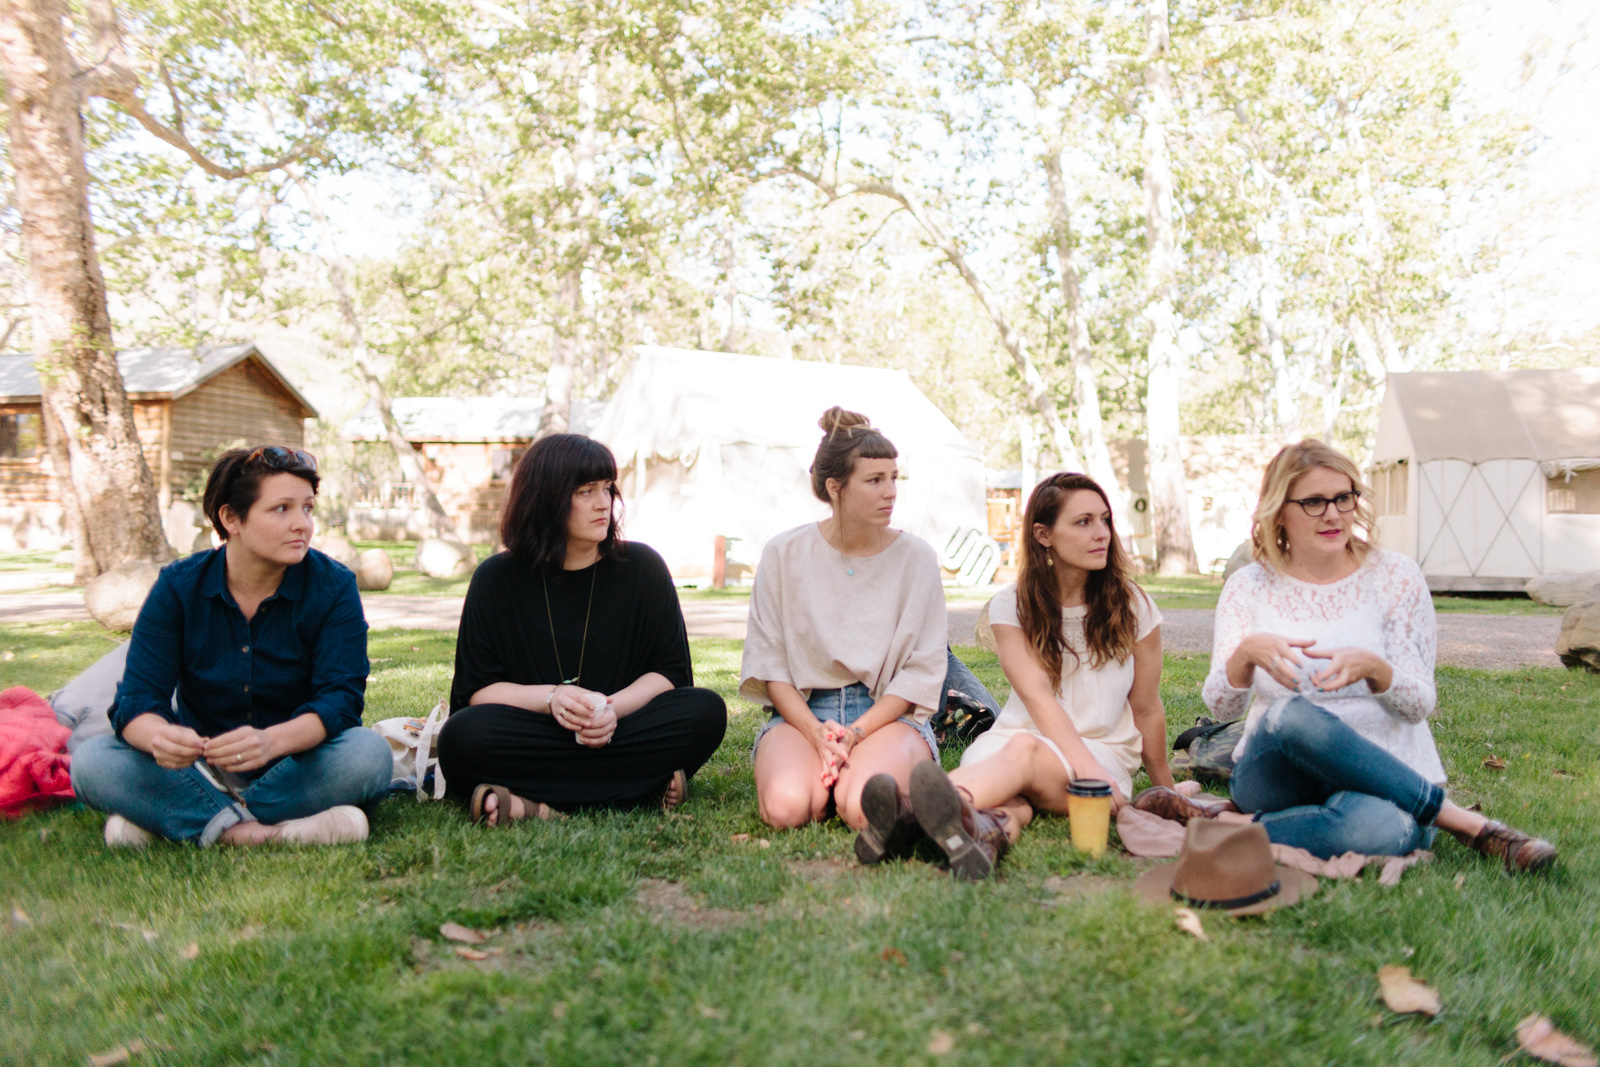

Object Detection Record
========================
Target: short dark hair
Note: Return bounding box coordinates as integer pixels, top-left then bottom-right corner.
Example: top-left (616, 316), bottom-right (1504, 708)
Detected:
top-left (202, 446), bottom-right (320, 539)
top-left (809, 406), bottom-right (897, 504)
top-left (500, 434), bottom-right (623, 568)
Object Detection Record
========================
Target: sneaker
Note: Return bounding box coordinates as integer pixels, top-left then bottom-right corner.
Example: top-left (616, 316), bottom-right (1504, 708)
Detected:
top-left (104, 815), bottom-right (153, 849)
top-left (276, 805), bottom-right (369, 846)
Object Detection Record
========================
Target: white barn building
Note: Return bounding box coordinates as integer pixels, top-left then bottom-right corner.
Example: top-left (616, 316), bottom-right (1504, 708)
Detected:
top-left (591, 346), bottom-right (991, 583)
top-left (1369, 368), bottom-right (1600, 591)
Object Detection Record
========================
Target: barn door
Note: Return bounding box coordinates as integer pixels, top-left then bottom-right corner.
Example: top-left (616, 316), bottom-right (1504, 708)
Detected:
top-left (1417, 460), bottom-right (1542, 578)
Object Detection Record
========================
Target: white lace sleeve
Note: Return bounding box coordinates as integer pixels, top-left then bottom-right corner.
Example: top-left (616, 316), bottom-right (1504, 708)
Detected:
top-left (1373, 555), bottom-right (1437, 724)
top-left (1202, 569), bottom-right (1255, 720)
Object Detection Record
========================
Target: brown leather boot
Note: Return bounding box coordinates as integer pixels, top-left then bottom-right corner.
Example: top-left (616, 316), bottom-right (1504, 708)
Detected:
top-left (909, 761), bottom-right (1011, 882)
top-left (1132, 785), bottom-right (1238, 823)
top-left (1449, 819), bottom-right (1557, 873)
top-left (854, 773), bottom-right (923, 865)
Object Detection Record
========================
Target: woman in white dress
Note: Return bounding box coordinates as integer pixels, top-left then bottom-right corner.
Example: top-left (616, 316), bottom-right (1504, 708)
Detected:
top-left (741, 408), bottom-right (949, 855)
top-left (1158, 439), bottom-right (1556, 871)
top-left (886, 472), bottom-right (1191, 881)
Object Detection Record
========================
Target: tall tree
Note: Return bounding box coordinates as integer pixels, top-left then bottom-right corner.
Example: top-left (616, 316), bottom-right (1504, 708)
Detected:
top-left (0, 0), bottom-right (172, 579)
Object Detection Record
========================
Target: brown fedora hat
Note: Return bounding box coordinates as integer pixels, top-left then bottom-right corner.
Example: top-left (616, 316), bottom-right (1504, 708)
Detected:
top-left (1133, 820), bottom-right (1317, 916)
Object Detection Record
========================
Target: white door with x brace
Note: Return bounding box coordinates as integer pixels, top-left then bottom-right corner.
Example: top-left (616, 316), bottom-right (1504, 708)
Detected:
top-left (1417, 459), bottom-right (1542, 578)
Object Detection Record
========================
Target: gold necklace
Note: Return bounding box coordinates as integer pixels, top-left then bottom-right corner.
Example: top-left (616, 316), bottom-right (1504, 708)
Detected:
top-left (541, 564), bottom-right (598, 685)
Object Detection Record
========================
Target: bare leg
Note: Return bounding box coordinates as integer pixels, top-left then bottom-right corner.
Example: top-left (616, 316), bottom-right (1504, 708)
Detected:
top-left (1432, 799), bottom-right (1488, 837)
top-left (754, 723), bottom-right (831, 829)
top-left (994, 797), bottom-right (1033, 844)
top-left (833, 723), bottom-right (934, 830)
top-left (949, 735), bottom-right (1074, 816)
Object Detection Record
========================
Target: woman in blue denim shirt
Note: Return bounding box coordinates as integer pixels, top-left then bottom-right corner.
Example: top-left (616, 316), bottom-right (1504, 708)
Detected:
top-left (1142, 440), bottom-right (1556, 872)
top-left (71, 447), bottom-right (392, 849)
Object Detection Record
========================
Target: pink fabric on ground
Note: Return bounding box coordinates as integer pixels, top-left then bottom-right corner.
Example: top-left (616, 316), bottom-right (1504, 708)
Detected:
top-left (0, 686), bottom-right (75, 818)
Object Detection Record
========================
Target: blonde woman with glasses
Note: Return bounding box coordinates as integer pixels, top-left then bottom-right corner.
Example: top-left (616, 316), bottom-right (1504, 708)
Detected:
top-left (1134, 440), bottom-right (1556, 872)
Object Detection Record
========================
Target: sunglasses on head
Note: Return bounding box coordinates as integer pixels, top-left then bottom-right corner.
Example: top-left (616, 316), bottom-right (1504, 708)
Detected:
top-left (245, 446), bottom-right (318, 472)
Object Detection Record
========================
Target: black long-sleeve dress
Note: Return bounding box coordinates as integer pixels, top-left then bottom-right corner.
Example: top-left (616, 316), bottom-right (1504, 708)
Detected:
top-left (437, 543), bottom-right (726, 809)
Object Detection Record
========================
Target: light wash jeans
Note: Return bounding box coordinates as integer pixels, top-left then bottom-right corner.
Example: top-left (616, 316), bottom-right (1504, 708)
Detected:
top-left (71, 727), bottom-right (393, 846)
top-left (1229, 696), bottom-right (1443, 858)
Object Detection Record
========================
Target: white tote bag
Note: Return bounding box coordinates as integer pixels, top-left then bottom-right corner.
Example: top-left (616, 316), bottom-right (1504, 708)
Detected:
top-left (373, 699), bottom-right (450, 800)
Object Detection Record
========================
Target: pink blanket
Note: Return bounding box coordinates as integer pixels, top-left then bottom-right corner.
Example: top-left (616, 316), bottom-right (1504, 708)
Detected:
top-left (0, 687), bottom-right (75, 818)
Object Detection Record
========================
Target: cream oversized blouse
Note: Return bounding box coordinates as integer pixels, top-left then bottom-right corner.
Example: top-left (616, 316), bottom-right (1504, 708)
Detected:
top-left (738, 523), bottom-right (948, 723)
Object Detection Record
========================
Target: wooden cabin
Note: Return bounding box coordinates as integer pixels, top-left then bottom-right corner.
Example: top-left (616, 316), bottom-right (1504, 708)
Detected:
top-left (0, 343), bottom-right (316, 550)
top-left (341, 398), bottom-right (544, 543)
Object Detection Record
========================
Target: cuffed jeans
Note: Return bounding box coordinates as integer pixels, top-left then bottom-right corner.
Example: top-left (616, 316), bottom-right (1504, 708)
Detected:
top-left (71, 727), bottom-right (393, 846)
top-left (1229, 696), bottom-right (1443, 858)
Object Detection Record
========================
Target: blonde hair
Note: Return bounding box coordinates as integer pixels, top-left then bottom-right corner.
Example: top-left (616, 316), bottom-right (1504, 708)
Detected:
top-left (1250, 439), bottom-right (1377, 573)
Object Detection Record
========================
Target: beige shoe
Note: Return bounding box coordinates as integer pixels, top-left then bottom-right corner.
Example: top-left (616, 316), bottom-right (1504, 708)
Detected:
top-left (276, 805), bottom-right (369, 845)
top-left (104, 815), bottom-right (153, 849)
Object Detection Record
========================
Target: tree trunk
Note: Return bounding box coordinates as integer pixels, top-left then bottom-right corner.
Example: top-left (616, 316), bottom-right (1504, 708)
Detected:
top-left (540, 32), bottom-right (600, 437)
top-left (0, 0), bottom-right (171, 578)
top-left (1043, 147), bottom-right (1129, 526)
top-left (289, 173), bottom-right (458, 542)
top-left (1257, 236), bottom-right (1298, 441)
top-left (1139, 0), bottom-right (1196, 574)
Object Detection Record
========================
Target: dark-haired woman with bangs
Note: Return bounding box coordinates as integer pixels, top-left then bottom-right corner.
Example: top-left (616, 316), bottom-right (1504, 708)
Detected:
top-left (71, 446), bottom-right (392, 848)
top-left (900, 473), bottom-right (1182, 880)
top-left (436, 433), bottom-right (726, 826)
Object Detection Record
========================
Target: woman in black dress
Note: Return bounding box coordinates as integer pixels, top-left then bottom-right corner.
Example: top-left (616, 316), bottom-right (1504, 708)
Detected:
top-left (436, 434), bottom-right (727, 824)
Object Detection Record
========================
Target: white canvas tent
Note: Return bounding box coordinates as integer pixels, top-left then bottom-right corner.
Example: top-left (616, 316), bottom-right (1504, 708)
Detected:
top-left (591, 346), bottom-right (989, 581)
top-left (1370, 368), bottom-right (1600, 591)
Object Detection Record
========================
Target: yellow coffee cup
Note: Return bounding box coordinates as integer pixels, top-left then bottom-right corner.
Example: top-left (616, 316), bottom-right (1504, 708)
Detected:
top-left (1066, 779), bottom-right (1113, 858)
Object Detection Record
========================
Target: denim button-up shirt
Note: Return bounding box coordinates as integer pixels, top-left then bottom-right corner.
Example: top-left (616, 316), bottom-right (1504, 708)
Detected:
top-left (109, 547), bottom-right (369, 740)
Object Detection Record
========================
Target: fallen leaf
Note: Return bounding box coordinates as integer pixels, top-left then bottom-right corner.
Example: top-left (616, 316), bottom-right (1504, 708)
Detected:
top-left (729, 833), bottom-right (750, 843)
top-left (965, 1022), bottom-right (986, 1035)
top-left (1516, 1014), bottom-right (1598, 1067)
top-left (238, 924), bottom-right (262, 940)
top-left (550, 1002), bottom-right (567, 1020)
top-left (696, 1002), bottom-right (724, 1019)
top-left (1454, 873), bottom-right (1466, 890)
top-left (1552, 769), bottom-right (1576, 780)
top-left (757, 838), bottom-right (771, 849)
top-left (87, 1039), bottom-right (147, 1067)
top-left (1483, 755), bottom-right (1506, 770)
top-left (439, 922), bottom-right (492, 945)
top-left (879, 946), bottom-right (907, 966)
top-left (1377, 965), bottom-right (1440, 1016)
top-left (927, 1030), bottom-right (954, 1055)
top-left (453, 946), bottom-right (501, 961)
top-left (11, 907), bottom-right (31, 926)
top-left (1173, 907), bottom-right (1209, 942)
top-left (1, 650), bottom-right (12, 661)
top-left (180, 942), bottom-right (199, 960)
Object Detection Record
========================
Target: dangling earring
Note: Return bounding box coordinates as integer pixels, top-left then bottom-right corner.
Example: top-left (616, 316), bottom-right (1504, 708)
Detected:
top-left (1046, 553), bottom-right (1055, 567)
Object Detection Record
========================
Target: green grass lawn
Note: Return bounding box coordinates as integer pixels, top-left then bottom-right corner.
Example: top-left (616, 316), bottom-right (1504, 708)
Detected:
top-left (2, 622), bottom-right (1597, 1064)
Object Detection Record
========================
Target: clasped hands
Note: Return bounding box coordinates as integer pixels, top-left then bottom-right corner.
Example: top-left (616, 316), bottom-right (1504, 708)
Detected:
top-left (147, 722), bottom-right (278, 772)
top-left (1235, 633), bottom-right (1389, 693)
top-left (549, 684), bottom-right (618, 747)
top-left (813, 720), bottom-right (863, 788)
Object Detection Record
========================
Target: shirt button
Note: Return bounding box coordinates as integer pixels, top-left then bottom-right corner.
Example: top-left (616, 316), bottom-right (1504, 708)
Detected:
top-left (242, 645), bottom-right (250, 653)
top-left (243, 685), bottom-right (250, 692)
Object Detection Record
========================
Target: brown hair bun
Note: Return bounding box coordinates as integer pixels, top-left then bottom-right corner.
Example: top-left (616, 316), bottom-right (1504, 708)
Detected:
top-left (818, 406), bottom-right (872, 436)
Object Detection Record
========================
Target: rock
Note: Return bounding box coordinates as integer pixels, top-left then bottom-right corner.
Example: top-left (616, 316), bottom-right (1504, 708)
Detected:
top-left (162, 501), bottom-right (199, 558)
top-left (1556, 593), bottom-right (1600, 673)
top-left (1222, 540), bottom-right (1254, 581)
top-left (314, 532), bottom-right (360, 569)
top-left (191, 529), bottom-right (220, 554)
top-left (1525, 571), bottom-right (1600, 608)
top-left (355, 548), bottom-right (394, 591)
top-left (84, 560), bottom-right (161, 632)
top-left (414, 538), bottom-right (477, 579)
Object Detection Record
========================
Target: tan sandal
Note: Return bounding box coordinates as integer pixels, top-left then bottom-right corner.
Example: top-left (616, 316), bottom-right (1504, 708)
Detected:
top-left (470, 784), bottom-right (561, 827)
top-left (659, 770), bottom-right (688, 813)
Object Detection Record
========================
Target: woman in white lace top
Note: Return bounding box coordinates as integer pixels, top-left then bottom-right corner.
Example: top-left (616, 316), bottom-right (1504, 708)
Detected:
top-left (1137, 440), bottom-right (1555, 872)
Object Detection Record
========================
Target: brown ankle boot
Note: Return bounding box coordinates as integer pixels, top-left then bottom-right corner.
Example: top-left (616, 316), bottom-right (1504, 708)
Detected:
top-left (854, 773), bottom-right (923, 865)
top-left (909, 761), bottom-right (1011, 881)
top-left (1132, 785), bottom-right (1238, 823)
top-left (1449, 819), bottom-right (1557, 873)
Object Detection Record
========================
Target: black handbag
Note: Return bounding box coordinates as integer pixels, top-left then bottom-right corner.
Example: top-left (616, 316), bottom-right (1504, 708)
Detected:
top-left (929, 691), bottom-right (996, 747)
top-left (1169, 716), bottom-right (1246, 784)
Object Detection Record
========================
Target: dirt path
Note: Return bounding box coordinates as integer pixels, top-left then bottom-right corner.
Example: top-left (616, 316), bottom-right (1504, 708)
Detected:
top-left (0, 591), bottom-right (1563, 670)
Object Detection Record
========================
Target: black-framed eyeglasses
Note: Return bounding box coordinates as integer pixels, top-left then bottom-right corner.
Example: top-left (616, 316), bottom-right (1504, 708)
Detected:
top-left (245, 446), bottom-right (318, 472)
top-left (1287, 490), bottom-right (1360, 517)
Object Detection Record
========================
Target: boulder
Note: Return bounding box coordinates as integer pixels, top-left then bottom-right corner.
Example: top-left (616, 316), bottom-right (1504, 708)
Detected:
top-left (1525, 571), bottom-right (1600, 608)
top-left (314, 532), bottom-right (360, 569)
top-left (1222, 540), bottom-right (1254, 582)
top-left (973, 600), bottom-right (996, 653)
top-left (84, 560), bottom-right (161, 632)
top-left (1556, 593), bottom-right (1600, 673)
top-left (414, 538), bottom-right (477, 580)
top-left (355, 548), bottom-right (395, 591)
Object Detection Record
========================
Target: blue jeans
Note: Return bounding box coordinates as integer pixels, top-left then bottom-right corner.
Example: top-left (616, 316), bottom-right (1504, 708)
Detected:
top-left (753, 682), bottom-right (940, 759)
top-left (71, 727), bottom-right (393, 846)
top-left (1230, 696), bottom-right (1443, 858)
